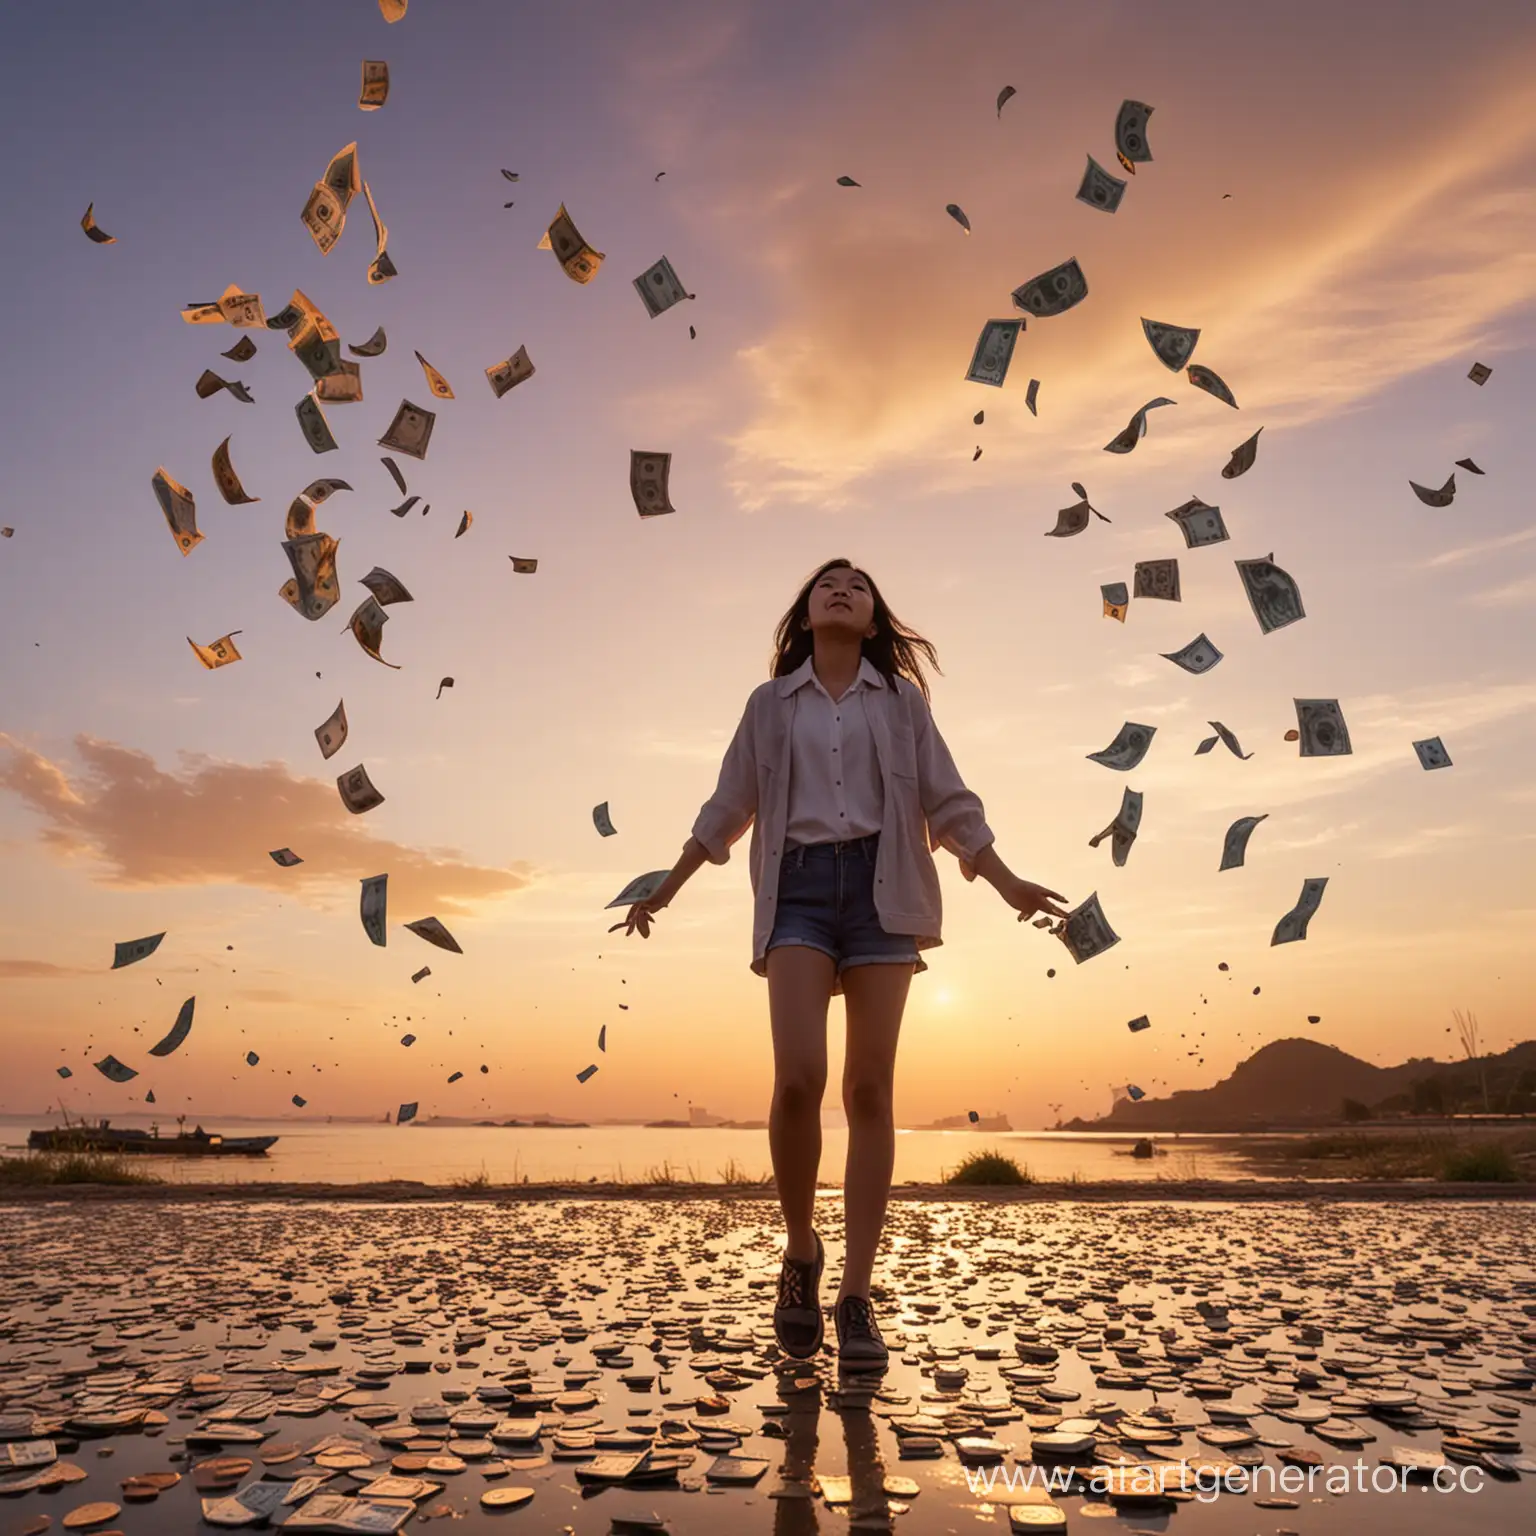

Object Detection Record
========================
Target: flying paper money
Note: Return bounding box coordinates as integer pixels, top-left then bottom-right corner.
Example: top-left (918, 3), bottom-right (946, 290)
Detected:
top-left (630, 451), bottom-right (675, 517)
top-left (1235, 554), bottom-right (1305, 634)
top-left (361, 874), bottom-right (388, 946)
top-left (435, 677), bottom-right (454, 699)
top-left (337, 764), bottom-right (385, 814)
top-left (296, 394), bottom-right (339, 453)
top-left (1025, 378), bottom-right (1040, 415)
top-left (945, 203), bottom-right (971, 233)
top-left (1088, 722), bottom-right (1156, 771)
top-left (1187, 364), bottom-right (1237, 407)
top-left (211, 437), bottom-right (259, 504)
top-left (965, 319), bottom-right (1022, 387)
top-left (303, 478), bottom-right (352, 504)
top-left (1271, 877), bottom-right (1328, 946)
top-left (1076, 155), bottom-right (1126, 213)
top-left (1127, 1016), bottom-right (1150, 1033)
top-left (1413, 736), bottom-right (1452, 769)
top-left (222, 336), bottom-right (257, 362)
top-left (1011, 259), bottom-right (1088, 318)
top-left (606, 871), bottom-right (672, 909)
top-left (195, 370), bottom-right (254, 403)
top-left (1045, 500), bottom-right (1095, 538)
top-left (94, 1055), bottom-right (138, 1083)
top-left (1057, 892), bottom-right (1121, 964)
top-left (405, 917), bottom-right (462, 953)
top-left (1222, 428), bottom-right (1262, 479)
top-left (1294, 698), bottom-right (1351, 756)
top-left (1165, 498), bottom-right (1228, 548)
top-left (633, 255), bottom-right (691, 317)
top-left (1454, 458), bottom-right (1484, 474)
top-left (456, 511), bottom-right (472, 537)
top-left (593, 802), bottom-right (617, 837)
top-left (485, 346), bottom-right (536, 400)
top-left (350, 327), bottom-right (387, 358)
top-left (543, 203), bottom-right (604, 282)
top-left (188, 632), bottom-right (243, 669)
top-left (1208, 721), bottom-right (1253, 760)
top-left (347, 595), bottom-right (400, 668)
top-left (414, 351), bottom-right (454, 400)
top-left (1104, 398), bottom-right (1175, 453)
top-left (996, 85), bottom-right (1016, 116)
top-left (1161, 633), bottom-right (1223, 674)
top-left (1141, 319), bottom-right (1199, 371)
top-left (1409, 474), bottom-right (1455, 507)
top-left (378, 399), bottom-right (435, 459)
top-left (270, 848), bottom-right (303, 866)
top-left (152, 467), bottom-right (202, 555)
top-left (1219, 814), bottom-right (1268, 871)
top-left (301, 143), bottom-right (359, 255)
top-left (510, 557), bottom-right (537, 573)
top-left (397, 1102), bottom-right (418, 1125)
top-left (316, 360), bottom-right (363, 404)
top-left (1133, 558), bottom-right (1180, 601)
top-left (315, 699), bottom-right (348, 760)
top-left (1087, 787), bottom-right (1142, 868)
top-left (81, 203), bottom-right (116, 243)
top-left (1115, 100), bottom-right (1154, 169)
top-left (359, 566), bottom-right (414, 606)
top-left (1468, 362), bottom-right (1491, 385)
top-left (379, 0), bottom-right (407, 19)
top-left (112, 933), bottom-right (165, 970)
top-left (1101, 582), bottom-right (1128, 621)
top-left (147, 996), bottom-right (195, 1057)
top-left (412, 967), bottom-right (431, 984)
top-left (359, 60), bottom-right (389, 110)
top-left (279, 533), bottom-right (341, 621)
top-left (577, 1065), bottom-right (599, 1084)
top-left (836, 175), bottom-right (860, 187)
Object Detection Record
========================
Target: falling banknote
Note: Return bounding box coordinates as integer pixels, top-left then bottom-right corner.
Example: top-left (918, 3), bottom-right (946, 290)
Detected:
top-left (966, 319), bottom-right (1023, 387)
top-left (1104, 398), bottom-right (1175, 453)
top-left (1075, 155), bottom-right (1126, 213)
top-left (1409, 474), bottom-right (1456, 507)
top-left (359, 60), bottom-right (389, 110)
top-left (1271, 877), bottom-right (1328, 946)
top-left (347, 595), bottom-right (401, 668)
top-left (279, 533), bottom-right (341, 621)
top-left (147, 997), bottom-right (195, 1057)
top-left (296, 394), bottom-right (339, 454)
top-left (269, 848), bottom-right (303, 867)
top-left (486, 345), bottom-right (535, 397)
top-left (1141, 319), bottom-right (1200, 371)
top-left (112, 933), bottom-right (165, 969)
top-left (606, 871), bottom-right (672, 909)
top-left (633, 255), bottom-right (691, 318)
top-left (593, 802), bottom-right (617, 837)
top-left (543, 203), bottom-right (605, 283)
top-left (1294, 698), bottom-right (1351, 756)
top-left (1011, 258), bottom-right (1088, 318)
top-left (630, 451), bottom-right (675, 517)
top-left (81, 202), bottom-right (116, 243)
top-left (337, 764), bottom-right (385, 814)
top-left (359, 566), bottom-right (414, 606)
top-left (315, 699), bottom-right (348, 760)
top-left (1413, 736), bottom-right (1452, 770)
top-left (1187, 364), bottom-right (1237, 407)
top-left (1057, 892), bottom-right (1121, 964)
top-left (153, 467), bottom-right (202, 555)
top-left (378, 399), bottom-right (435, 459)
top-left (1208, 721), bottom-right (1253, 760)
top-left (187, 632), bottom-right (243, 669)
top-left (211, 437), bottom-right (259, 504)
top-left (1164, 497), bottom-right (1228, 548)
top-left (350, 327), bottom-right (387, 358)
top-left (361, 874), bottom-right (388, 946)
top-left (1133, 558), bottom-right (1180, 601)
top-left (414, 351), bottom-right (454, 400)
top-left (1087, 787), bottom-right (1143, 868)
top-left (1222, 428), bottom-right (1262, 479)
top-left (1235, 554), bottom-right (1305, 634)
top-left (1115, 100), bottom-right (1154, 171)
top-left (1088, 722), bottom-right (1156, 771)
top-left (1161, 633), bottom-right (1223, 674)
top-left (1219, 813), bottom-right (1268, 871)
top-left (1101, 582), bottom-right (1128, 622)
top-left (94, 1055), bottom-right (138, 1083)
top-left (405, 917), bottom-right (462, 953)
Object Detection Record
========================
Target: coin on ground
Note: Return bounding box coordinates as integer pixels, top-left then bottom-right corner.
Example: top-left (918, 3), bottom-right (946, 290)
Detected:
top-left (481, 1486), bottom-right (536, 1509)
top-left (63, 1508), bottom-right (122, 1531)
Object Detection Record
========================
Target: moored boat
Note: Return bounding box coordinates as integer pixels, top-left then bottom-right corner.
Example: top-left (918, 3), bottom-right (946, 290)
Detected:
top-left (27, 1120), bottom-right (277, 1156)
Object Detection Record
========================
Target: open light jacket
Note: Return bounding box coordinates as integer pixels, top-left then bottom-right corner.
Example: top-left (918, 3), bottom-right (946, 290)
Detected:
top-left (691, 657), bottom-right (995, 993)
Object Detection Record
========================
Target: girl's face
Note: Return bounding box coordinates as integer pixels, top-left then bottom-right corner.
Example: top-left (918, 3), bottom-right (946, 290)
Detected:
top-left (806, 567), bottom-right (876, 637)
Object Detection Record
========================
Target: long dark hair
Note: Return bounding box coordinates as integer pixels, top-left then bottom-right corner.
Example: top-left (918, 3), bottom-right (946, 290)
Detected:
top-left (770, 558), bottom-right (940, 704)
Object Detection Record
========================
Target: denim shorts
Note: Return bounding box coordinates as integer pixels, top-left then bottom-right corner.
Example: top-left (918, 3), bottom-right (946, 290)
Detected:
top-left (765, 832), bottom-right (920, 976)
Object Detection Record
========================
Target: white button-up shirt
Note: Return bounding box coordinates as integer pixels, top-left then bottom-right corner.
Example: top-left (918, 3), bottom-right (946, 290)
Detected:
top-left (783, 654), bottom-right (884, 846)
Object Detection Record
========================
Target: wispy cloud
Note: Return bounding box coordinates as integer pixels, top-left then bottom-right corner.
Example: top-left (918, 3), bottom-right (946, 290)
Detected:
top-left (0, 959), bottom-right (92, 980)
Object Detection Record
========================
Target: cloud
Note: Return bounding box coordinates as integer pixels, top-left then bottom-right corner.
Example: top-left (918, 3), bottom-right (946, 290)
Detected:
top-left (1419, 526), bottom-right (1536, 569)
top-left (1469, 573), bottom-right (1536, 608)
top-left (0, 734), bottom-right (535, 918)
top-left (0, 959), bottom-right (91, 980)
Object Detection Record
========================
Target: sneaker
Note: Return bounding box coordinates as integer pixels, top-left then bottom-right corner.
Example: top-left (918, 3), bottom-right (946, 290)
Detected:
top-left (773, 1230), bottom-right (825, 1358)
top-left (834, 1293), bottom-right (889, 1369)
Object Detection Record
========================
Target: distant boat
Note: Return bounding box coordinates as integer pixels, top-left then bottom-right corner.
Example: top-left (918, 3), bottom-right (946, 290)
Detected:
top-left (28, 1119), bottom-right (277, 1157)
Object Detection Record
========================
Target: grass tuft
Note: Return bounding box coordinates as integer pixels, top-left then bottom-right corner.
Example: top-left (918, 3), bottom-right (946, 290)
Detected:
top-left (0, 1150), bottom-right (162, 1186)
top-left (943, 1149), bottom-right (1032, 1186)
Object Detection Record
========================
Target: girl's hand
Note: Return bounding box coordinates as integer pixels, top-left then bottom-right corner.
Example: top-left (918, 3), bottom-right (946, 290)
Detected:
top-left (999, 876), bottom-right (1070, 924)
top-left (607, 898), bottom-right (664, 938)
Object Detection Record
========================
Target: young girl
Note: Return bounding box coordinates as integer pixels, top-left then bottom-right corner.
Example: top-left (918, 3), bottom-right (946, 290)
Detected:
top-left (615, 558), bottom-right (1069, 1366)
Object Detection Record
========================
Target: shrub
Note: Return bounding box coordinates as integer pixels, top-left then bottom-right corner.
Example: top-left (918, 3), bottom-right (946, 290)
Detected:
top-left (944, 1150), bottom-right (1032, 1186)
top-left (0, 1151), bottom-right (161, 1186)
top-left (1440, 1144), bottom-right (1520, 1183)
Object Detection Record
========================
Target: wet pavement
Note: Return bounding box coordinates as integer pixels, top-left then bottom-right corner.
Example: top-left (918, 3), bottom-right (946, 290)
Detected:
top-left (1, 1199), bottom-right (1533, 1534)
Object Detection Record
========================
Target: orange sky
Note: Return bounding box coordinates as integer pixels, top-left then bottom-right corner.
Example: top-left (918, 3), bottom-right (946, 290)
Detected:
top-left (2, 0), bottom-right (1535, 1124)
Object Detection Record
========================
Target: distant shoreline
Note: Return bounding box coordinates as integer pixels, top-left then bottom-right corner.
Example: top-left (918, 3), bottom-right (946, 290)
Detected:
top-left (5, 1178), bottom-right (1535, 1205)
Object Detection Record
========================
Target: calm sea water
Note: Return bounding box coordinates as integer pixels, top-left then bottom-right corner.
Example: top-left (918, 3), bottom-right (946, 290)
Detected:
top-left (0, 1114), bottom-right (1276, 1185)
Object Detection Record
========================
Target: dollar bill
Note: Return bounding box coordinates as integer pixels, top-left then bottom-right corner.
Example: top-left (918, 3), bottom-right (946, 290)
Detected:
top-left (1222, 428), bottom-right (1262, 479)
top-left (1044, 501), bottom-right (1092, 538)
top-left (485, 345), bottom-right (535, 397)
top-left (0, 527), bottom-right (11, 537)
top-left (411, 967), bottom-right (431, 984)
top-left (630, 450), bottom-right (675, 517)
top-left (323, 142), bottom-right (360, 206)
top-left (361, 875), bottom-right (388, 947)
top-left (436, 676), bottom-right (453, 698)
top-left (545, 203), bottom-right (605, 283)
top-left (279, 533), bottom-right (341, 621)
top-left (1141, 319), bottom-right (1200, 371)
top-left (1087, 787), bottom-right (1143, 867)
top-left (315, 359), bottom-right (364, 404)
top-left (1409, 474), bottom-right (1455, 507)
top-left (1413, 736), bottom-right (1452, 770)
top-left (1187, 364), bottom-right (1237, 407)
top-left (286, 497), bottom-right (316, 538)
top-left (965, 319), bottom-right (1022, 387)
top-left (381, 457), bottom-right (407, 494)
top-left (378, 399), bottom-right (436, 459)
top-left (605, 871), bottom-right (672, 909)
top-left (946, 203), bottom-right (972, 233)
top-left (593, 802), bottom-right (616, 837)
top-left (1455, 457), bottom-right (1484, 474)
top-left (1025, 378), bottom-right (1039, 415)
top-left (1161, 633), bottom-right (1224, 674)
top-left (1057, 892), bottom-right (1121, 964)
top-left (296, 394), bottom-right (339, 453)
top-left (147, 996), bottom-right (195, 1057)
top-left (389, 496), bottom-right (420, 518)
top-left (1209, 720), bottom-right (1253, 760)
top-left (997, 84), bottom-right (1016, 115)
top-left (195, 370), bottom-right (254, 403)
top-left (347, 595), bottom-right (400, 668)
top-left (1271, 877), bottom-right (1328, 946)
top-left (153, 467), bottom-right (203, 555)
top-left (350, 327), bottom-right (387, 358)
top-left (359, 566), bottom-right (414, 606)
top-left (1294, 699), bottom-right (1351, 756)
top-left (217, 284), bottom-right (267, 328)
top-left (1076, 155), bottom-right (1126, 213)
top-left (302, 478), bottom-right (352, 504)
top-left (510, 556), bottom-right (537, 573)
top-left (413, 351), bottom-right (454, 400)
top-left (456, 511), bottom-right (472, 538)
top-left (405, 916), bottom-right (462, 953)
top-left (112, 932), bottom-right (165, 969)
top-left (293, 324), bottom-right (343, 383)
top-left (1133, 558), bottom-right (1180, 601)
top-left (187, 631), bottom-right (243, 669)
top-left (81, 202), bottom-right (116, 243)
top-left (1115, 100), bottom-right (1155, 167)
top-left (94, 1054), bottom-right (138, 1083)
top-left (1468, 362), bottom-right (1491, 385)
top-left (1101, 581), bottom-right (1128, 621)
top-left (379, 0), bottom-right (407, 18)
top-left (337, 764), bottom-right (385, 815)
top-left (363, 179), bottom-right (396, 284)
top-left (1127, 1015), bottom-right (1150, 1033)
top-left (1235, 554), bottom-right (1305, 634)
top-left (222, 335), bottom-right (257, 363)
top-left (359, 60), bottom-right (389, 110)
top-left (1164, 498), bottom-right (1228, 548)
top-left (315, 700), bottom-right (348, 760)
top-left (270, 848), bottom-right (303, 867)
top-left (1104, 397), bottom-right (1175, 453)
top-left (633, 255), bottom-right (690, 317)
top-left (1088, 721), bottom-right (1156, 771)
top-left (1195, 735), bottom-right (1218, 755)
top-left (301, 182), bottom-right (346, 255)
top-left (1011, 258), bottom-right (1088, 318)
top-left (266, 298), bottom-right (303, 332)
top-left (1219, 813), bottom-right (1269, 871)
